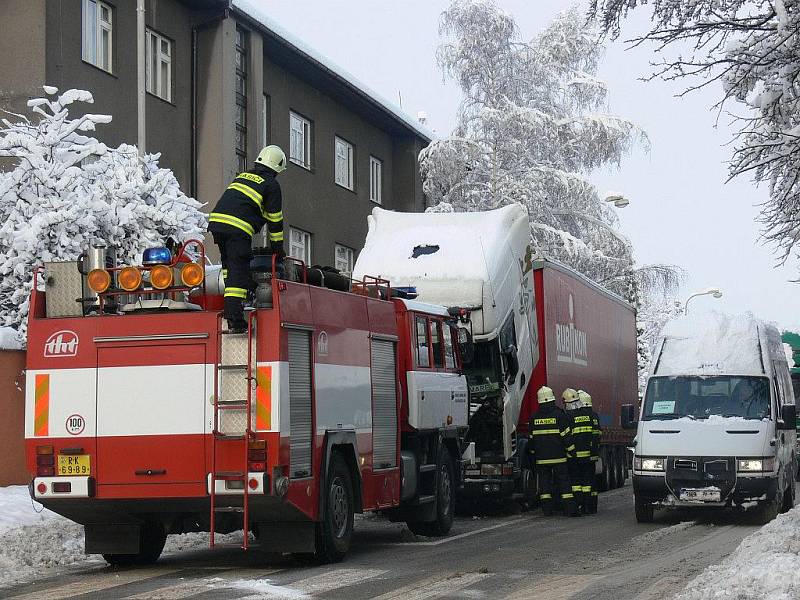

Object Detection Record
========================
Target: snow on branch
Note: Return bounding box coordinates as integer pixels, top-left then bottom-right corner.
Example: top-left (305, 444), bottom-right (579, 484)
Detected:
top-left (0, 86), bottom-right (208, 342)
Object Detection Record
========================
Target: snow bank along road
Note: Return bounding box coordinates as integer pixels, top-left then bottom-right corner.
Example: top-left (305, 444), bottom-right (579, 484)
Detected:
top-left (0, 482), bottom-right (767, 599)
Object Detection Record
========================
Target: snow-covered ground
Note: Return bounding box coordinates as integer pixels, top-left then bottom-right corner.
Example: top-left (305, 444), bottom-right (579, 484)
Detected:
top-left (0, 486), bottom-right (243, 588)
top-left (675, 505), bottom-right (800, 600)
top-left (0, 326), bottom-right (22, 350)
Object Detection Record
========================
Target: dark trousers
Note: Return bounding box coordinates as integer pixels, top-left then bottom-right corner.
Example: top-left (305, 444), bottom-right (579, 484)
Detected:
top-left (587, 459), bottom-right (599, 513)
top-left (212, 231), bottom-right (253, 328)
top-left (575, 459), bottom-right (595, 513)
top-left (536, 462), bottom-right (576, 516)
top-left (568, 459), bottom-right (585, 512)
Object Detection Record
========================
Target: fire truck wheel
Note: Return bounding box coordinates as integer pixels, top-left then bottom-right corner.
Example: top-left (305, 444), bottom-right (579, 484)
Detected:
top-left (407, 446), bottom-right (455, 537)
top-left (102, 521), bottom-right (167, 566)
top-left (316, 452), bottom-right (354, 563)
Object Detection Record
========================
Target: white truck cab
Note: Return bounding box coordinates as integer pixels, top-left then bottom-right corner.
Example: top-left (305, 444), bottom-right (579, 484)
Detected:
top-left (632, 313), bottom-right (797, 523)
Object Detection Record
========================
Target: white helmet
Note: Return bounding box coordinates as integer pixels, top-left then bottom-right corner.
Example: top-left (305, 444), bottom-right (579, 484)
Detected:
top-left (255, 145), bottom-right (287, 173)
top-left (537, 386), bottom-right (556, 404)
top-left (577, 390), bottom-right (592, 407)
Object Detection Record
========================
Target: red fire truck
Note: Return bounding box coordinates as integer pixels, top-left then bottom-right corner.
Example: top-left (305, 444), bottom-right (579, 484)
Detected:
top-left (25, 243), bottom-right (469, 564)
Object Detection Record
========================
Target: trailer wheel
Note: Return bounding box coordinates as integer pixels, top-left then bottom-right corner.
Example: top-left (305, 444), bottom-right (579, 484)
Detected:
top-left (316, 452), bottom-right (354, 563)
top-left (598, 449), bottom-right (611, 492)
top-left (634, 497), bottom-right (654, 523)
top-left (102, 521), bottom-right (166, 566)
top-left (407, 446), bottom-right (455, 537)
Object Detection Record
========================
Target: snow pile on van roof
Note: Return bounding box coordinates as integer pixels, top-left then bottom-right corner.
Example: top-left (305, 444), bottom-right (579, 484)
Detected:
top-left (655, 312), bottom-right (767, 376)
top-left (353, 204), bottom-right (527, 307)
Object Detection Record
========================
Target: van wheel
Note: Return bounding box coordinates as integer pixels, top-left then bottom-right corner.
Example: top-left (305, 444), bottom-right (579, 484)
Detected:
top-left (634, 497), bottom-right (654, 523)
top-left (407, 446), bottom-right (455, 537)
top-left (103, 521), bottom-right (166, 566)
top-left (316, 452), bottom-right (354, 563)
top-left (756, 490), bottom-right (781, 524)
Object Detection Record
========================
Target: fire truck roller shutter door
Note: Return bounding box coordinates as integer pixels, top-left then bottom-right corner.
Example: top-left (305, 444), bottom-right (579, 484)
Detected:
top-left (288, 330), bottom-right (313, 478)
top-left (371, 339), bottom-right (398, 469)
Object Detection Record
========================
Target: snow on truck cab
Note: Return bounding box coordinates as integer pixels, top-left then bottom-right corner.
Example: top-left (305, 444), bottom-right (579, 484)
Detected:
top-left (25, 240), bottom-right (469, 564)
top-left (633, 312), bottom-right (797, 524)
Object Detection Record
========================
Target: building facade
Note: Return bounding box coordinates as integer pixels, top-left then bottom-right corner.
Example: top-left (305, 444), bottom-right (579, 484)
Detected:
top-left (0, 0), bottom-right (431, 271)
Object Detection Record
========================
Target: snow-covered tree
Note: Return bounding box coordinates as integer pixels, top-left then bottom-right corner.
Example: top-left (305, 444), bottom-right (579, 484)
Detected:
top-left (422, 1), bottom-right (677, 299)
top-left (636, 294), bottom-right (683, 392)
top-left (590, 0), bottom-right (800, 273)
top-left (0, 86), bottom-right (207, 340)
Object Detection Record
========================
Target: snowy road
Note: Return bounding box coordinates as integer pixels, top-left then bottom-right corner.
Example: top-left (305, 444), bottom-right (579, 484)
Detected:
top-left (0, 482), bottom-right (763, 599)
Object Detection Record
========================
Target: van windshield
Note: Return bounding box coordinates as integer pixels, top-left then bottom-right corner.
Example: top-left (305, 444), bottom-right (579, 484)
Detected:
top-left (643, 376), bottom-right (771, 420)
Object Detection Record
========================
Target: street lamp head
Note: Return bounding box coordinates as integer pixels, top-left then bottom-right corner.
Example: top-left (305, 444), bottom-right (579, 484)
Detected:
top-left (604, 192), bottom-right (629, 208)
top-left (712, 291), bottom-right (723, 299)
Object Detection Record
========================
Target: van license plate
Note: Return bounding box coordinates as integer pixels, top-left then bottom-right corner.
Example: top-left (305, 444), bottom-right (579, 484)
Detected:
top-left (57, 455), bottom-right (90, 476)
top-left (680, 488), bottom-right (720, 502)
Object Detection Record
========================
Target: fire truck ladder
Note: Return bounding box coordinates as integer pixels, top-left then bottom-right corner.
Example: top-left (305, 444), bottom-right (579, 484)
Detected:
top-left (210, 312), bottom-right (256, 550)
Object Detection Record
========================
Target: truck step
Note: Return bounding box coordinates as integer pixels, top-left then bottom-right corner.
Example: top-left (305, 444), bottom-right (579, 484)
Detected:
top-left (213, 506), bottom-right (245, 513)
top-left (212, 471), bottom-right (245, 480)
top-left (217, 364), bottom-right (248, 371)
top-left (415, 494), bottom-right (436, 505)
top-left (418, 464), bottom-right (437, 473)
top-left (213, 432), bottom-right (247, 441)
top-left (221, 330), bottom-right (248, 336)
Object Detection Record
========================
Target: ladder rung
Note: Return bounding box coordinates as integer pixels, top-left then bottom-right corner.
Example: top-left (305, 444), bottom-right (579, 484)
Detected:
top-left (213, 471), bottom-right (245, 480)
top-left (217, 401), bottom-right (248, 409)
top-left (213, 432), bottom-right (246, 441)
top-left (214, 506), bottom-right (245, 513)
top-left (218, 364), bottom-right (248, 371)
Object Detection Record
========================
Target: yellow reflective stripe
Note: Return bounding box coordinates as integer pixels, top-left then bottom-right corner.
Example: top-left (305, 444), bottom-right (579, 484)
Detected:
top-left (224, 287), bottom-right (248, 299)
top-left (210, 213), bottom-right (255, 236)
top-left (581, 486), bottom-right (592, 492)
top-left (228, 182), bottom-right (264, 210)
top-left (571, 485), bottom-right (582, 492)
top-left (540, 493), bottom-right (552, 499)
top-left (591, 492), bottom-right (598, 496)
top-left (222, 269), bottom-right (228, 279)
top-left (560, 428), bottom-right (570, 437)
top-left (575, 450), bottom-right (591, 457)
top-left (531, 429), bottom-right (561, 436)
top-left (536, 457), bottom-right (567, 464)
top-left (565, 444), bottom-right (576, 452)
top-left (573, 426), bottom-right (593, 433)
top-left (269, 231), bottom-right (284, 242)
top-left (237, 172), bottom-right (265, 184)
top-left (561, 493), bottom-right (574, 499)
top-left (265, 211), bottom-right (283, 223)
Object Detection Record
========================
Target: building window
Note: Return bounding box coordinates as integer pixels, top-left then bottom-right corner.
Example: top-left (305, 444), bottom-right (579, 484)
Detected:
top-left (234, 27), bottom-right (248, 173)
top-left (370, 156), bottom-right (383, 204)
top-left (289, 112), bottom-right (312, 169)
top-left (261, 94), bottom-right (270, 146)
top-left (82, 0), bottom-right (113, 73)
top-left (334, 244), bottom-right (354, 274)
top-left (334, 137), bottom-right (354, 190)
top-left (289, 227), bottom-right (312, 265)
top-left (146, 29), bottom-right (172, 102)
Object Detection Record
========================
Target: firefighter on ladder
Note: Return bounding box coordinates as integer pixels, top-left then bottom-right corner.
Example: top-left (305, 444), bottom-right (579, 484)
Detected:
top-left (208, 145), bottom-right (287, 332)
top-left (578, 389), bottom-right (601, 514)
top-left (564, 388), bottom-right (594, 515)
top-left (528, 386), bottom-right (578, 517)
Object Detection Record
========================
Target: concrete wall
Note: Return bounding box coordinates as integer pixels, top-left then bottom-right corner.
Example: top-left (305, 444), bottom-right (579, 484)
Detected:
top-left (0, 351), bottom-right (27, 486)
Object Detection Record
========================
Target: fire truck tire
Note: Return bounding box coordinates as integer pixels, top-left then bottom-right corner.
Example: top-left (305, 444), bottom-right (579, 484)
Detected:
top-left (407, 446), bottom-right (455, 537)
top-left (102, 521), bottom-right (166, 566)
top-left (316, 452), bottom-right (354, 563)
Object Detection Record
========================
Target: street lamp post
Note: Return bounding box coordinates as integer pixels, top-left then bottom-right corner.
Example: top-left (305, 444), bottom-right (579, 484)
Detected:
top-left (684, 288), bottom-right (723, 315)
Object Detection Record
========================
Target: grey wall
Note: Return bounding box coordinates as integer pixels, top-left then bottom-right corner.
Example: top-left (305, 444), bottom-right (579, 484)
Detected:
top-left (0, 1), bottom-right (46, 119)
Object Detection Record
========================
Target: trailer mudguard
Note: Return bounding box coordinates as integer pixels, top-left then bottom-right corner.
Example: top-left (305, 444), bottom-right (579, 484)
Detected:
top-left (320, 430), bottom-right (363, 513)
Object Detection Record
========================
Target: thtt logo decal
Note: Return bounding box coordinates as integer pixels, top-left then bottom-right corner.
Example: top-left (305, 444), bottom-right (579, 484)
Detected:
top-left (44, 330), bottom-right (79, 357)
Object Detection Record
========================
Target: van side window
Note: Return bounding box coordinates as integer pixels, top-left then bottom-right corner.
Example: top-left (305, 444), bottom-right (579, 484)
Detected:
top-left (415, 316), bottom-right (430, 368)
top-left (443, 325), bottom-right (456, 370)
top-left (431, 320), bottom-right (445, 369)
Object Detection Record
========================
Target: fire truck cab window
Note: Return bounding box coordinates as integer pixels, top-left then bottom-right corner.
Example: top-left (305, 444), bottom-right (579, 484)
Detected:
top-left (431, 320), bottom-right (445, 369)
top-left (443, 325), bottom-right (456, 370)
top-left (415, 316), bottom-right (430, 368)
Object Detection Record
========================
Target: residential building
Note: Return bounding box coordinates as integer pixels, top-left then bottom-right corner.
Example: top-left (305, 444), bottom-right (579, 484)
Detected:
top-left (0, 0), bottom-right (432, 270)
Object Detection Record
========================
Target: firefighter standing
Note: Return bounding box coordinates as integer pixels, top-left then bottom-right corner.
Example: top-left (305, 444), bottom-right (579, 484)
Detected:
top-left (565, 388), bottom-right (594, 515)
top-left (578, 390), bottom-right (601, 514)
top-left (208, 145), bottom-right (287, 332)
top-left (528, 386), bottom-right (578, 517)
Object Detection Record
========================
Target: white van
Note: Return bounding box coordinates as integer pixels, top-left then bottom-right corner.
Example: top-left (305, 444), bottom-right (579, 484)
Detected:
top-left (631, 313), bottom-right (797, 523)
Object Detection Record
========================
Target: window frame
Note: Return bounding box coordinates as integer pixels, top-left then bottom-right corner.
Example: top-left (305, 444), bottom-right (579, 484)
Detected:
top-left (145, 28), bottom-right (172, 103)
top-left (369, 155), bottom-right (383, 204)
top-left (289, 111), bottom-right (312, 170)
top-left (334, 244), bottom-right (355, 274)
top-left (414, 315), bottom-right (432, 369)
top-left (234, 27), bottom-right (249, 173)
top-left (82, 0), bottom-right (114, 74)
top-left (289, 227), bottom-right (312, 265)
top-left (334, 136), bottom-right (355, 191)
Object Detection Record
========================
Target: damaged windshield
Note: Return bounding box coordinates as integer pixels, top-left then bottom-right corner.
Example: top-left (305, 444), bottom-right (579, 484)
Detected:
top-left (466, 340), bottom-right (502, 396)
top-left (643, 376), bottom-right (771, 421)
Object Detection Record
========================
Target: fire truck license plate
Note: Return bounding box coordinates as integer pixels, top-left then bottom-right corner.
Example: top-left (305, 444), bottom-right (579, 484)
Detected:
top-left (57, 455), bottom-right (90, 476)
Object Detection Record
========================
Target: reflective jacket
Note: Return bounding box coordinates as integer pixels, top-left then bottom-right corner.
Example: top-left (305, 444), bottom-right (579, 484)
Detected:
top-left (570, 407), bottom-right (594, 460)
top-left (527, 402), bottom-right (575, 465)
top-left (590, 409), bottom-right (601, 460)
top-left (208, 166), bottom-right (284, 249)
